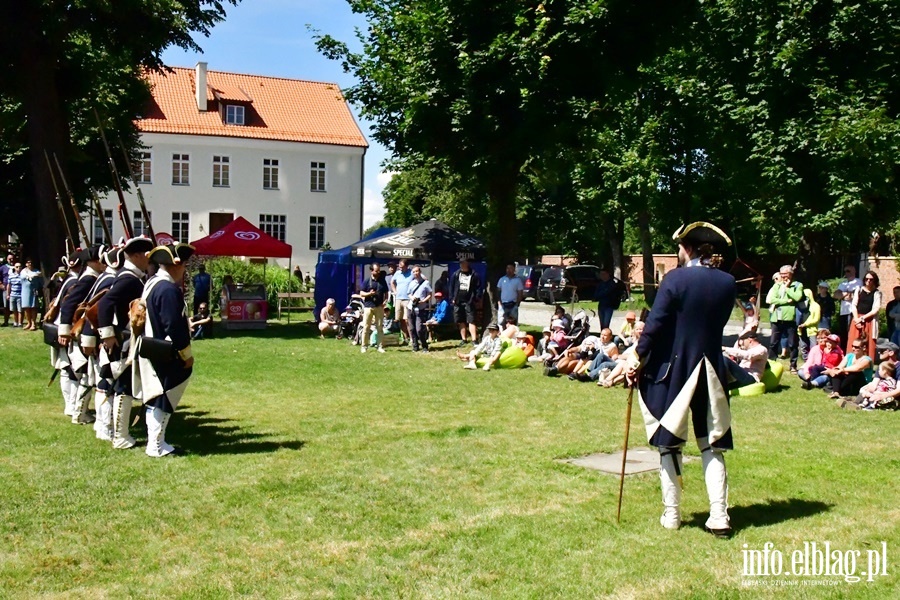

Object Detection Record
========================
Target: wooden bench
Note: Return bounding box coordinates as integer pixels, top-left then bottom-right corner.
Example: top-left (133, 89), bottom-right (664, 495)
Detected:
top-left (277, 292), bottom-right (315, 319)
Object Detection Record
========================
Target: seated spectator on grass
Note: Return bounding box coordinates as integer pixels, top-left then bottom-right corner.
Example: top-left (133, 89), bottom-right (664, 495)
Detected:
top-left (798, 330), bottom-right (830, 382)
top-left (318, 298), bottom-right (340, 338)
top-left (514, 330), bottom-right (535, 358)
top-left (458, 323), bottom-right (503, 371)
top-left (582, 329), bottom-right (621, 382)
top-left (563, 335), bottom-right (604, 379)
top-left (532, 326), bottom-right (553, 361)
top-left (598, 321), bottom-right (644, 388)
top-left (545, 319), bottom-right (570, 358)
top-left (849, 341), bottom-right (899, 402)
top-left (190, 302), bottom-right (213, 340)
top-left (802, 334), bottom-right (844, 390)
top-left (826, 335), bottom-right (874, 399)
top-left (551, 305), bottom-right (571, 331)
top-left (614, 311), bottom-right (637, 349)
top-left (546, 334), bottom-right (601, 377)
top-left (425, 291), bottom-right (452, 342)
top-left (500, 317), bottom-right (520, 339)
top-left (722, 331), bottom-right (769, 387)
top-left (852, 361), bottom-right (898, 410)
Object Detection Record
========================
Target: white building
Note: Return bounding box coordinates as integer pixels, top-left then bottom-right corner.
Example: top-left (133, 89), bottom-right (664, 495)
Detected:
top-left (93, 63), bottom-right (368, 273)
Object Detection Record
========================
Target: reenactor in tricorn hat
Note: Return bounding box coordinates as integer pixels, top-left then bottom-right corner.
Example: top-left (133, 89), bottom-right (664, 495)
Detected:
top-left (626, 222), bottom-right (737, 538)
top-left (96, 235), bottom-right (154, 449)
top-left (131, 242), bottom-right (195, 457)
top-left (49, 249), bottom-right (83, 417)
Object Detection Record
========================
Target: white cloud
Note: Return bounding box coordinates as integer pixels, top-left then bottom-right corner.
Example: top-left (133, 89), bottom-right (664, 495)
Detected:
top-left (376, 170), bottom-right (396, 188)
top-left (363, 187), bottom-right (386, 229)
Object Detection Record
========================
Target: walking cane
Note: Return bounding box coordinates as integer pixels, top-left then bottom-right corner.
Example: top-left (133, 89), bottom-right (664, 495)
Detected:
top-left (616, 378), bottom-right (637, 524)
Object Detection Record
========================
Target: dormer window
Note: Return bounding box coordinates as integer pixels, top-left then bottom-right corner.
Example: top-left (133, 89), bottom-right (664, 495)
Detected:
top-left (225, 105), bottom-right (245, 125)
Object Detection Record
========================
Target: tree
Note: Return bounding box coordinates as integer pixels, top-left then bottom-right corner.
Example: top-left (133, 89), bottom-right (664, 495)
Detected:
top-left (0, 1), bottom-right (237, 273)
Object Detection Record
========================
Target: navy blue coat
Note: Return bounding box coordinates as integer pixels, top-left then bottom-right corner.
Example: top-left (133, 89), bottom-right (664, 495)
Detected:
top-left (143, 277), bottom-right (192, 412)
top-left (636, 265), bottom-right (736, 449)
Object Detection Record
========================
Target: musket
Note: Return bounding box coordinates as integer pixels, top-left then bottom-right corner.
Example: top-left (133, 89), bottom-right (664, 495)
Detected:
top-left (52, 153), bottom-right (92, 247)
top-left (89, 188), bottom-right (113, 246)
top-left (117, 138), bottom-right (156, 241)
top-left (93, 109), bottom-right (135, 240)
top-left (44, 150), bottom-right (77, 249)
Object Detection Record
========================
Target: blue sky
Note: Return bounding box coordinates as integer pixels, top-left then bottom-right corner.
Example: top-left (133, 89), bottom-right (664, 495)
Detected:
top-left (161, 0), bottom-right (391, 228)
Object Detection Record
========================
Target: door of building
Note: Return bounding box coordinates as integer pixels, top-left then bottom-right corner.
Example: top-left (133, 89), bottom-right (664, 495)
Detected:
top-left (209, 212), bottom-right (234, 235)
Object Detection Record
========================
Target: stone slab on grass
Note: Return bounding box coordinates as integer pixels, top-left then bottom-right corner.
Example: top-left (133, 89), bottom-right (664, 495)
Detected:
top-left (561, 447), bottom-right (696, 476)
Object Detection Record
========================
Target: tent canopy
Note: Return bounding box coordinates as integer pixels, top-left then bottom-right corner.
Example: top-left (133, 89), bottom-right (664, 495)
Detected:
top-left (350, 219), bottom-right (485, 263)
top-left (190, 216), bottom-right (292, 258)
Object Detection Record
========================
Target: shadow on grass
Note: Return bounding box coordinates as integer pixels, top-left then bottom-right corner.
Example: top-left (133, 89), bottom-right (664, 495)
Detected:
top-left (686, 498), bottom-right (832, 532)
top-left (211, 320), bottom-right (320, 341)
top-left (171, 409), bottom-right (306, 456)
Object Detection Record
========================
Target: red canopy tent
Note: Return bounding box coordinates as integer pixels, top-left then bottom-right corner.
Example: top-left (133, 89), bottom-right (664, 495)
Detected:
top-left (190, 216), bottom-right (292, 258)
top-left (190, 216), bottom-right (294, 326)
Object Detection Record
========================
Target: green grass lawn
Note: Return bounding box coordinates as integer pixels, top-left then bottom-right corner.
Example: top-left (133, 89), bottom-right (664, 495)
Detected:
top-left (1, 320), bottom-right (897, 598)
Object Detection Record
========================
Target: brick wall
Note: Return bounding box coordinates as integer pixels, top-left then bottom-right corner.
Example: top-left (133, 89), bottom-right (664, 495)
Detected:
top-left (867, 257), bottom-right (900, 294)
top-left (625, 254), bottom-right (679, 285)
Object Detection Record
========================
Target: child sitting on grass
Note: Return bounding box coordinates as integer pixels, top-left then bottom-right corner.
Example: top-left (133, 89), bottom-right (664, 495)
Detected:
top-left (858, 361), bottom-right (897, 409)
top-left (802, 334), bottom-right (844, 390)
top-left (458, 323), bottom-right (503, 371)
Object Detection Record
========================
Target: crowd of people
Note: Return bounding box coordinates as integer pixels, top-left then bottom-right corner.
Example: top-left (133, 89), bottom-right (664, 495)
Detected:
top-left (1, 253), bottom-right (44, 330)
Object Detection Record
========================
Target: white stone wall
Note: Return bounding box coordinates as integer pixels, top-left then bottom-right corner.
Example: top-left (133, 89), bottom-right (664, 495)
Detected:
top-left (93, 132), bottom-right (364, 273)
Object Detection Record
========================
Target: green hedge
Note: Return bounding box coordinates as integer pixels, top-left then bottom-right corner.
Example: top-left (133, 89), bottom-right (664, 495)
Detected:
top-left (187, 257), bottom-right (312, 313)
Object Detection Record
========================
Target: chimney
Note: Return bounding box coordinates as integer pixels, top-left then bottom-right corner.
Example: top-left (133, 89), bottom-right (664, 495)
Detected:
top-left (195, 61), bottom-right (208, 111)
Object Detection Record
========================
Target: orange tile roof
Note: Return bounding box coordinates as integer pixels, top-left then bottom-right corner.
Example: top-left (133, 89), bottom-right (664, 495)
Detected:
top-left (139, 66), bottom-right (368, 148)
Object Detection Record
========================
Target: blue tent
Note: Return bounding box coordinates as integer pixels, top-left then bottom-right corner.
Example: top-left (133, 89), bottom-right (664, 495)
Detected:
top-left (314, 224), bottom-right (487, 318)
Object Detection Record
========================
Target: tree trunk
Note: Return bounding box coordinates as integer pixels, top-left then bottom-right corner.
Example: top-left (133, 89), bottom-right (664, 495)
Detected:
top-left (638, 208), bottom-right (658, 306)
top-left (602, 217), bottom-right (624, 279)
top-left (795, 229), bottom-right (830, 288)
top-left (8, 4), bottom-right (72, 276)
top-left (485, 167), bottom-right (520, 325)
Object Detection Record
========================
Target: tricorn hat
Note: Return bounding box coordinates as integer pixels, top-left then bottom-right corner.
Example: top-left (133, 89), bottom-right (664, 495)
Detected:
top-left (102, 245), bottom-right (126, 269)
top-left (123, 235), bottom-right (155, 255)
top-left (80, 245), bottom-right (103, 263)
top-left (147, 242), bottom-right (195, 266)
top-left (63, 249), bottom-right (82, 269)
top-left (672, 222), bottom-right (732, 247)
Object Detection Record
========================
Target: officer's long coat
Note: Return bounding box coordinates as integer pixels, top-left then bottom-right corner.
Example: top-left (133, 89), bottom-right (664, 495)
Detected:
top-left (636, 264), bottom-right (737, 450)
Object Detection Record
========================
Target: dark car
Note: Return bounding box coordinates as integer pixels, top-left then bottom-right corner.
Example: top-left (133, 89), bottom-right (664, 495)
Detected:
top-left (537, 265), bottom-right (602, 304)
top-left (516, 263), bottom-right (548, 301)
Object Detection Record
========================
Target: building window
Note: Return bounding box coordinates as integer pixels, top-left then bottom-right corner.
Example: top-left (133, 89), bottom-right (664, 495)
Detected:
top-left (135, 152), bottom-right (152, 184)
top-left (133, 210), bottom-right (152, 237)
top-left (225, 105), bottom-right (245, 125)
top-left (172, 212), bottom-right (190, 242)
top-left (259, 214), bottom-right (286, 242)
top-left (263, 159), bottom-right (279, 189)
top-left (172, 153), bottom-right (190, 185)
top-left (309, 216), bottom-right (325, 250)
top-left (213, 155), bottom-right (230, 187)
top-left (310, 161), bottom-right (326, 192)
top-left (93, 209), bottom-right (113, 245)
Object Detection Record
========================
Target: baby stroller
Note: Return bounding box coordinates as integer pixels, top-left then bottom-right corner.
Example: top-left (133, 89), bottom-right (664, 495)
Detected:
top-left (340, 295), bottom-right (364, 343)
top-left (566, 310), bottom-right (590, 348)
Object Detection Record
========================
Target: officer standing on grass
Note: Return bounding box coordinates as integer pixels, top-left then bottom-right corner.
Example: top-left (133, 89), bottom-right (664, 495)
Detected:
top-left (626, 222), bottom-right (737, 538)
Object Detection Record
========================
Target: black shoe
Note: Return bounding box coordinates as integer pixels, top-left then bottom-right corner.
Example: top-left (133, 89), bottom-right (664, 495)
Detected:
top-left (458, 340), bottom-right (468, 347)
top-left (543, 365), bottom-right (558, 377)
top-left (567, 373), bottom-right (577, 380)
top-left (705, 526), bottom-right (733, 539)
top-left (800, 380), bottom-right (811, 390)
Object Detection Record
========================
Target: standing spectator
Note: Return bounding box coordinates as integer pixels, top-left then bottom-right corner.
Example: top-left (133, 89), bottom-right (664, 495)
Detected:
top-left (433, 270), bottom-right (449, 298)
top-left (292, 265), bottom-right (303, 281)
top-left (836, 265), bottom-right (862, 347)
top-left (6, 262), bottom-right (23, 327)
top-left (359, 263), bottom-right (387, 353)
top-left (593, 268), bottom-right (623, 330)
top-left (496, 262), bottom-right (524, 324)
top-left (798, 288), bottom-right (821, 361)
top-left (766, 265), bottom-right (803, 373)
top-left (0, 253), bottom-right (11, 327)
top-left (407, 265), bottom-right (432, 352)
top-left (450, 258), bottom-right (482, 346)
top-left (885, 286), bottom-right (900, 346)
top-left (19, 259), bottom-right (40, 330)
top-left (846, 271), bottom-right (881, 360)
top-left (191, 264), bottom-right (212, 315)
top-left (816, 281), bottom-right (835, 331)
top-left (391, 259), bottom-right (413, 345)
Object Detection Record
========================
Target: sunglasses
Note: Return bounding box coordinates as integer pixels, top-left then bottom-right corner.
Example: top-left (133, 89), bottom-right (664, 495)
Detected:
top-left (864, 277), bottom-right (875, 281)
top-left (852, 344), bottom-right (863, 349)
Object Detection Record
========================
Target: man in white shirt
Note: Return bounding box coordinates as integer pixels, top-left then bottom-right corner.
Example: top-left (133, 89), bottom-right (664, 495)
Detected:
top-left (496, 263), bottom-right (524, 324)
top-left (836, 264), bottom-right (862, 348)
top-left (723, 332), bottom-right (769, 387)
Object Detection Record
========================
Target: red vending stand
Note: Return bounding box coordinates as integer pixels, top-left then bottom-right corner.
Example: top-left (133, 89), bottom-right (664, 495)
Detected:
top-left (220, 283), bottom-right (268, 330)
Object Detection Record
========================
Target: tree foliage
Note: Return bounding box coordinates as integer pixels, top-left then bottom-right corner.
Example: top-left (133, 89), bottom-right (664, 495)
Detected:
top-left (0, 1), bottom-right (237, 272)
